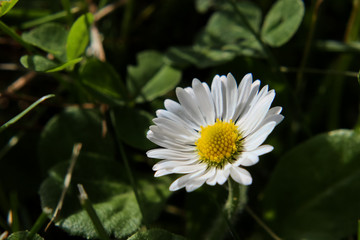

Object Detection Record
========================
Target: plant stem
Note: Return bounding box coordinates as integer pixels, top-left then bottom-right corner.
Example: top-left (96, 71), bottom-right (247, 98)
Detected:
top-left (20, 7), bottom-right (82, 29)
top-left (77, 184), bottom-right (110, 240)
top-left (296, 0), bottom-right (323, 94)
top-left (27, 212), bottom-right (48, 240)
top-left (108, 109), bottom-right (147, 224)
top-left (245, 206), bottom-right (282, 240)
top-left (0, 21), bottom-right (34, 52)
top-left (207, 179), bottom-right (247, 240)
top-left (0, 94), bottom-right (55, 133)
top-left (61, 0), bottom-right (74, 25)
top-left (229, 0), bottom-right (279, 73)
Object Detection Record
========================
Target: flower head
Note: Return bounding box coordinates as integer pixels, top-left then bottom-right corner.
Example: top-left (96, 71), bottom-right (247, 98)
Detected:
top-left (146, 73), bottom-right (283, 192)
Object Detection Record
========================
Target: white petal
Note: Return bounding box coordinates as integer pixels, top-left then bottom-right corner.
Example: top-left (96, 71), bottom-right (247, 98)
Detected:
top-left (249, 144), bottom-right (274, 156)
top-left (176, 87), bottom-right (206, 126)
top-left (217, 168), bottom-right (230, 185)
top-left (262, 106), bottom-right (284, 126)
top-left (156, 109), bottom-right (198, 132)
top-left (206, 169), bottom-right (218, 185)
top-left (238, 153), bottom-right (259, 166)
top-left (223, 73), bottom-right (238, 122)
top-left (169, 169), bottom-right (206, 191)
top-left (185, 179), bottom-right (206, 192)
top-left (172, 163), bottom-right (207, 174)
top-left (192, 79), bottom-right (216, 125)
top-left (235, 79), bottom-right (261, 123)
top-left (152, 158), bottom-right (199, 171)
top-left (154, 169), bottom-right (173, 177)
top-left (230, 167), bottom-right (252, 185)
top-left (147, 148), bottom-right (196, 160)
top-left (164, 99), bottom-right (199, 130)
top-left (237, 91), bottom-right (275, 136)
top-left (169, 174), bottom-right (193, 191)
top-left (147, 128), bottom-right (195, 151)
top-left (153, 117), bottom-right (198, 140)
top-left (233, 73), bottom-right (252, 121)
top-left (244, 122), bottom-right (276, 151)
top-left (211, 75), bottom-right (224, 119)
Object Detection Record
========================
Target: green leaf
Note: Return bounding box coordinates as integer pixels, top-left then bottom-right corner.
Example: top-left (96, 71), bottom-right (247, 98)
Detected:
top-left (205, 2), bottom-right (262, 45)
top-left (67, 13), bottom-right (94, 61)
top-left (127, 51), bottom-right (182, 103)
top-left (46, 57), bottom-right (83, 72)
top-left (111, 106), bottom-right (154, 150)
top-left (166, 46), bottom-right (237, 69)
top-left (21, 22), bottom-right (68, 61)
top-left (20, 55), bottom-right (58, 72)
top-left (261, 0), bottom-right (305, 47)
top-left (80, 58), bottom-right (125, 105)
top-left (195, 0), bottom-right (214, 13)
top-left (20, 55), bottom-right (82, 72)
top-left (39, 155), bottom-right (172, 239)
top-left (38, 107), bottom-right (115, 171)
top-left (262, 129), bottom-right (360, 239)
top-left (0, 0), bottom-right (19, 18)
top-left (7, 231), bottom-right (44, 240)
top-left (165, 2), bottom-right (264, 68)
top-left (128, 229), bottom-right (186, 240)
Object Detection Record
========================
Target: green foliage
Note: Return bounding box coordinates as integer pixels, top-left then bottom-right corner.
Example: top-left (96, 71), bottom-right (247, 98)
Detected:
top-left (166, 1), bottom-right (264, 68)
top-left (1, 0), bottom-right (360, 239)
top-left (67, 13), bottom-right (94, 61)
top-left (263, 129), bottom-right (360, 239)
top-left (38, 107), bottom-right (115, 170)
top-left (111, 106), bottom-right (154, 150)
top-left (21, 22), bottom-right (68, 61)
top-left (0, 0), bottom-right (18, 18)
top-left (127, 51), bottom-right (182, 103)
top-left (261, 0), bottom-right (305, 47)
top-left (7, 231), bottom-right (44, 240)
top-left (128, 229), bottom-right (186, 240)
top-left (80, 58), bottom-right (125, 105)
top-left (39, 155), bottom-right (172, 239)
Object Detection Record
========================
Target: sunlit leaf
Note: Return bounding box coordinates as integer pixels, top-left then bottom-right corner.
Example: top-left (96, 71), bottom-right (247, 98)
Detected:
top-left (38, 107), bottom-right (115, 171)
top-left (21, 22), bottom-right (68, 61)
top-left (20, 55), bottom-right (58, 72)
top-left (263, 129), bottom-right (360, 239)
top-left (111, 106), bottom-right (154, 150)
top-left (7, 231), bottom-right (44, 240)
top-left (0, 0), bottom-right (19, 18)
top-left (80, 58), bottom-right (125, 105)
top-left (39, 155), bottom-right (172, 239)
top-left (127, 51), bottom-right (181, 103)
top-left (20, 55), bottom-right (82, 72)
top-left (46, 57), bottom-right (83, 72)
top-left (67, 13), bottom-right (94, 61)
top-left (261, 0), bottom-right (304, 47)
top-left (128, 229), bottom-right (186, 240)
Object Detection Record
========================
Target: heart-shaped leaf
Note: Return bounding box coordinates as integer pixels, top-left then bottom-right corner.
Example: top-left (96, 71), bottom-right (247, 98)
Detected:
top-left (262, 129), bottom-right (360, 239)
top-left (39, 155), bottom-right (172, 239)
top-left (127, 51), bottom-right (181, 103)
top-left (261, 0), bottom-right (304, 47)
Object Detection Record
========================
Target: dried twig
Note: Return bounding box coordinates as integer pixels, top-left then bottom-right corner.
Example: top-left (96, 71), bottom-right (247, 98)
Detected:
top-left (45, 143), bottom-right (83, 231)
top-left (94, 0), bottom-right (127, 22)
top-left (5, 71), bottom-right (37, 93)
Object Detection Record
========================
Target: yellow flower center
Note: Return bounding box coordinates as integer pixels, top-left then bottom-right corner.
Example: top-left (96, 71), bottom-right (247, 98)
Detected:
top-left (195, 119), bottom-right (243, 168)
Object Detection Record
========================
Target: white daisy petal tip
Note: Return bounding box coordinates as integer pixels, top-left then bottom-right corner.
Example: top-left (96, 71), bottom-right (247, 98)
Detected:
top-left (147, 73), bottom-right (282, 191)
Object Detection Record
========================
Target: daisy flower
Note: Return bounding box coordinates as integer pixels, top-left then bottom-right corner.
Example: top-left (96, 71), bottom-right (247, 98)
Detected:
top-left (146, 73), bottom-right (283, 192)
